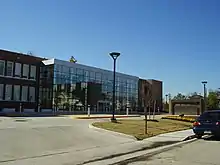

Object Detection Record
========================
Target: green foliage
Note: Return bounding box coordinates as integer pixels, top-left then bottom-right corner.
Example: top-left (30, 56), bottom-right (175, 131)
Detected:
top-left (69, 56), bottom-right (77, 63)
top-left (173, 93), bottom-right (186, 100)
top-left (207, 91), bottom-right (219, 110)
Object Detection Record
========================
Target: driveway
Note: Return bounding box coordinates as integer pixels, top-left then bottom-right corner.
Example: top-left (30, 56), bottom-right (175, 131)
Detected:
top-left (0, 117), bottom-right (134, 164)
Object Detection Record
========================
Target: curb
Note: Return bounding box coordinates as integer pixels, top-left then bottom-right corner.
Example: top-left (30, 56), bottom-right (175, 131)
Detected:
top-left (85, 136), bottom-right (197, 165)
top-left (89, 123), bottom-right (196, 142)
top-left (89, 124), bottom-right (137, 141)
top-left (75, 115), bottom-right (141, 119)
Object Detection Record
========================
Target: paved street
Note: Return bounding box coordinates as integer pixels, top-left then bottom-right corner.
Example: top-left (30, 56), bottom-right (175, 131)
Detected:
top-left (127, 136), bottom-right (220, 165)
top-left (0, 116), bottom-right (135, 165)
top-left (0, 115), bottom-right (194, 165)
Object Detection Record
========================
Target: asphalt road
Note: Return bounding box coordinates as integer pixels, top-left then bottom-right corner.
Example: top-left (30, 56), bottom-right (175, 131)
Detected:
top-left (0, 116), bottom-right (135, 165)
top-left (128, 136), bottom-right (220, 165)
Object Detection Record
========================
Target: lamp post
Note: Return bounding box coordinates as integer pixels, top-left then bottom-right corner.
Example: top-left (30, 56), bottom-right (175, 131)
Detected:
top-left (165, 94), bottom-right (168, 110)
top-left (202, 81), bottom-right (208, 112)
top-left (109, 52), bottom-right (120, 122)
top-left (165, 94), bottom-right (168, 104)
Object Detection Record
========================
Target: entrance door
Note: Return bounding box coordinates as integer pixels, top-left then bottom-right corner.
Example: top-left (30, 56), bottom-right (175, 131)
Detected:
top-left (97, 101), bottom-right (110, 113)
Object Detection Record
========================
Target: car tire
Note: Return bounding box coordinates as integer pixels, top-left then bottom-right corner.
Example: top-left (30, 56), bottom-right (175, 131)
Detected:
top-left (213, 134), bottom-right (220, 139)
top-left (195, 134), bottom-right (203, 139)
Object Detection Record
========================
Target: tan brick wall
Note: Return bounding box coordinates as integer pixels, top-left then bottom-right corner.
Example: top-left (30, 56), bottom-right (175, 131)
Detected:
top-left (138, 79), bottom-right (163, 111)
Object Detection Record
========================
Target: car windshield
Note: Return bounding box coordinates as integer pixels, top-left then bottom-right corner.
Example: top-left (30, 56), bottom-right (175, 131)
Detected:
top-left (199, 112), bottom-right (220, 121)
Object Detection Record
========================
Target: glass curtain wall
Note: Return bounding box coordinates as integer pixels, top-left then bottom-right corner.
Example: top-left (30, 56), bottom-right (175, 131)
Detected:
top-left (51, 63), bottom-right (138, 113)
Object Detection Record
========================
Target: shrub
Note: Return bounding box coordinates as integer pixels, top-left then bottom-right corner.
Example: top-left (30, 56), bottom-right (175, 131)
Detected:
top-left (162, 115), bottom-right (197, 123)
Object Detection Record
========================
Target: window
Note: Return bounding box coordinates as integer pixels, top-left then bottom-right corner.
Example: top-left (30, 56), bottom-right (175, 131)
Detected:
top-left (77, 68), bottom-right (83, 75)
top-left (30, 65), bottom-right (36, 79)
top-left (14, 63), bottom-right (21, 77)
top-left (95, 72), bottom-right (102, 81)
top-left (29, 87), bottom-right (35, 102)
top-left (90, 71), bottom-right (95, 79)
top-left (5, 84), bottom-right (12, 100)
top-left (0, 84), bottom-right (3, 100)
top-left (69, 67), bottom-right (76, 74)
top-left (6, 61), bottom-right (13, 76)
top-left (84, 70), bottom-right (89, 82)
top-left (0, 60), bottom-right (5, 76)
top-left (21, 86), bottom-right (28, 101)
top-left (14, 85), bottom-right (20, 101)
top-left (22, 64), bottom-right (29, 78)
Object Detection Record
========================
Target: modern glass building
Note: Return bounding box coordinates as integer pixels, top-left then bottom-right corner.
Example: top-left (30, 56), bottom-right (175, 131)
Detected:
top-left (39, 59), bottom-right (139, 114)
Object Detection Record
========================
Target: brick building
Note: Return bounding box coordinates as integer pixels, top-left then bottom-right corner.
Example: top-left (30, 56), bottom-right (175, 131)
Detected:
top-left (0, 49), bottom-right (45, 112)
top-left (0, 49), bottom-right (163, 114)
top-left (138, 79), bottom-right (163, 112)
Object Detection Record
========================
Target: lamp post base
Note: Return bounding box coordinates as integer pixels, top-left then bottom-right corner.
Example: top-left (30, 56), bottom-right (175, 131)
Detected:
top-left (111, 118), bottom-right (117, 123)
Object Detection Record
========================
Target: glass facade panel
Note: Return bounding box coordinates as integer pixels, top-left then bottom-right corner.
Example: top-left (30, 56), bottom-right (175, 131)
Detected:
top-left (43, 62), bottom-right (138, 113)
top-left (0, 60), bottom-right (5, 76)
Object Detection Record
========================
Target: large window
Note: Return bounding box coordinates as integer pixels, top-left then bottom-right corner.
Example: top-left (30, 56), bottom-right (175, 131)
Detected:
top-left (21, 86), bottom-right (28, 101)
top-left (95, 72), bottom-right (102, 82)
top-left (5, 84), bottom-right (12, 100)
top-left (6, 61), bottom-right (13, 76)
top-left (14, 85), bottom-right (20, 101)
top-left (0, 60), bottom-right (5, 76)
top-left (22, 64), bottom-right (29, 78)
top-left (0, 84), bottom-right (3, 100)
top-left (30, 65), bottom-right (36, 79)
top-left (14, 63), bottom-right (21, 77)
top-left (29, 86), bottom-right (35, 102)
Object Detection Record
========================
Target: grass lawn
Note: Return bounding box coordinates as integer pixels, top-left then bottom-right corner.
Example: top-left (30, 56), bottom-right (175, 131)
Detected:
top-left (92, 119), bottom-right (193, 140)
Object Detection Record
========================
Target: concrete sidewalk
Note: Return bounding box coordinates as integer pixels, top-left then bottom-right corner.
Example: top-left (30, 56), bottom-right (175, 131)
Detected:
top-left (84, 129), bottom-right (196, 165)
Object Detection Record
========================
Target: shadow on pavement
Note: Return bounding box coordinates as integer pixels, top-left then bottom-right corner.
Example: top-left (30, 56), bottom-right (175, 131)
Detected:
top-left (79, 141), bottom-right (179, 165)
top-left (203, 135), bottom-right (220, 141)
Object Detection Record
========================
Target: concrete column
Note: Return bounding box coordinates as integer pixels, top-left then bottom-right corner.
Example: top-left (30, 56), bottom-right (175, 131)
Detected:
top-left (38, 103), bottom-right (41, 112)
top-left (19, 103), bottom-right (22, 113)
top-left (197, 107), bottom-right (200, 115)
top-left (169, 100), bottom-right (172, 114)
top-left (88, 105), bottom-right (90, 117)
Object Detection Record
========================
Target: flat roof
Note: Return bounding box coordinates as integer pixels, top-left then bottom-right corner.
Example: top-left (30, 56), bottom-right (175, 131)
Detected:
top-left (43, 58), bottom-right (139, 80)
top-left (0, 49), bottom-right (46, 60)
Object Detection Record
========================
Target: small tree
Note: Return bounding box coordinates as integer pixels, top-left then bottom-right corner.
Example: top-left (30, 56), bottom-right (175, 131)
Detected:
top-left (69, 56), bottom-right (77, 63)
top-left (173, 93), bottom-right (186, 100)
top-left (207, 91), bottom-right (219, 110)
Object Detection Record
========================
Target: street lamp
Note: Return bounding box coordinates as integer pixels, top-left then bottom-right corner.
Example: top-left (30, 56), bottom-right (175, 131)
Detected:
top-left (201, 81), bottom-right (208, 112)
top-left (109, 52), bottom-right (120, 122)
top-left (165, 94), bottom-right (168, 104)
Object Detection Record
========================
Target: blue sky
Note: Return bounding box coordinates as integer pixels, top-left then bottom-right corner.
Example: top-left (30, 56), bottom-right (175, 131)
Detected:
top-left (0, 0), bottom-right (220, 97)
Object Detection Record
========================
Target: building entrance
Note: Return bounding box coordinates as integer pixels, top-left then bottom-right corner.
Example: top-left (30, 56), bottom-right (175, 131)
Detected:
top-left (97, 101), bottom-right (111, 113)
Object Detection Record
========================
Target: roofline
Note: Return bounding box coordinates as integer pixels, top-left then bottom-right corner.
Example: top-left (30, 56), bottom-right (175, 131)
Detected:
top-left (139, 78), bottom-right (162, 83)
top-left (0, 49), bottom-right (47, 60)
top-left (44, 58), bottom-right (139, 79)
